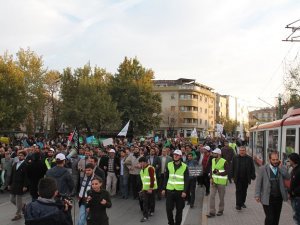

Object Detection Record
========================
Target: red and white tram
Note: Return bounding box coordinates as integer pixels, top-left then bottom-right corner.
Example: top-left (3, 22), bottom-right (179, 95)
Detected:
top-left (249, 108), bottom-right (300, 166)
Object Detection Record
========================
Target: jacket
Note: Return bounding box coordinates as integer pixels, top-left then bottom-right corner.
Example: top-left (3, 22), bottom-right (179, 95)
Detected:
top-left (9, 161), bottom-right (29, 195)
top-left (255, 164), bottom-right (290, 205)
top-left (24, 198), bottom-right (72, 225)
top-left (290, 164), bottom-right (300, 198)
top-left (231, 154), bottom-right (256, 184)
top-left (46, 166), bottom-right (74, 195)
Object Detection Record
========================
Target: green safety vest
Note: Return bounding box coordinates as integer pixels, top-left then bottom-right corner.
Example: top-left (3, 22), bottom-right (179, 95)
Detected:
top-left (140, 165), bottom-right (158, 190)
top-left (229, 143), bottom-right (237, 153)
top-left (212, 158), bottom-right (228, 185)
top-left (166, 162), bottom-right (187, 191)
top-left (45, 158), bottom-right (56, 170)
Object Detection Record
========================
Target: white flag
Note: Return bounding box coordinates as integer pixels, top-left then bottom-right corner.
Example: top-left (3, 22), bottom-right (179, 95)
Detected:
top-left (117, 120), bottom-right (130, 137)
top-left (191, 128), bottom-right (197, 137)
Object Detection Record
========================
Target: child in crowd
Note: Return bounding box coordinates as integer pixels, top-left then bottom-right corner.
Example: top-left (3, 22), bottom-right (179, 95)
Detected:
top-left (86, 177), bottom-right (112, 225)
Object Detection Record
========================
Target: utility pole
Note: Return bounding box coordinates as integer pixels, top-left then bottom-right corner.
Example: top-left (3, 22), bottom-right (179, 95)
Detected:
top-left (278, 94), bottom-right (282, 119)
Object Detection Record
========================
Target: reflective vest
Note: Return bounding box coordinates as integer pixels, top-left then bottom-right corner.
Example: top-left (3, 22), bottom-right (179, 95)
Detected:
top-left (140, 165), bottom-right (157, 190)
top-left (166, 162), bottom-right (187, 191)
top-left (212, 158), bottom-right (228, 185)
top-left (45, 158), bottom-right (56, 170)
top-left (229, 143), bottom-right (237, 153)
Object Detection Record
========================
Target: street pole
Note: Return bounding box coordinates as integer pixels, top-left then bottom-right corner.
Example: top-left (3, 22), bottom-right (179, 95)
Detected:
top-left (278, 94), bottom-right (282, 119)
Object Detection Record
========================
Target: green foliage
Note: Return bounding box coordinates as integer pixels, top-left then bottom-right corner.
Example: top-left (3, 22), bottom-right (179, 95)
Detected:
top-left (60, 64), bottom-right (121, 132)
top-left (0, 53), bottom-right (27, 129)
top-left (16, 48), bottom-right (47, 134)
top-left (109, 57), bottom-right (162, 135)
top-left (219, 116), bottom-right (239, 136)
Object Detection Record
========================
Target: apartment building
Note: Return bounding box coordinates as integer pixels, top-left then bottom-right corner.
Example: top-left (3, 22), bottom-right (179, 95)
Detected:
top-left (153, 78), bottom-right (216, 138)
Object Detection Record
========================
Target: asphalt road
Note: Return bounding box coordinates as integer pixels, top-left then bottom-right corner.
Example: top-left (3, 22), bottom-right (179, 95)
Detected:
top-left (0, 187), bottom-right (204, 225)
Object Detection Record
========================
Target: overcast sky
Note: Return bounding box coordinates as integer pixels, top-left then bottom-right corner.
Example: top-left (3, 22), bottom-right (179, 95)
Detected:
top-left (1, 0), bottom-right (299, 109)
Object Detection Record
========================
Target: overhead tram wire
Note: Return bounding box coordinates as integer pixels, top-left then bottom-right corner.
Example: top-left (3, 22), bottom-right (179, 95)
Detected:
top-left (257, 43), bottom-right (296, 101)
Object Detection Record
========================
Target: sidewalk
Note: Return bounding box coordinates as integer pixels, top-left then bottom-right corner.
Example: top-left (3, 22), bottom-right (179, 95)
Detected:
top-left (202, 182), bottom-right (294, 225)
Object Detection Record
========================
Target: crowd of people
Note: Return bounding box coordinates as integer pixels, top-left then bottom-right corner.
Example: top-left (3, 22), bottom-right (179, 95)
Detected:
top-left (0, 135), bottom-right (299, 225)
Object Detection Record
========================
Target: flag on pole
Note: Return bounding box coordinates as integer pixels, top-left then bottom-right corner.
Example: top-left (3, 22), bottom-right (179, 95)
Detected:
top-left (117, 120), bottom-right (130, 137)
top-left (191, 128), bottom-right (198, 145)
top-left (70, 127), bottom-right (80, 151)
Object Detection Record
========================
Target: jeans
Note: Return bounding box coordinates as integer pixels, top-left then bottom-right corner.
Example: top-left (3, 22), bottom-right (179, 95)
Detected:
top-left (291, 197), bottom-right (300, 225)
top-left (119, 175), bottom-right (129, 198)
top-left (77, 204), bottom-right (86, 225)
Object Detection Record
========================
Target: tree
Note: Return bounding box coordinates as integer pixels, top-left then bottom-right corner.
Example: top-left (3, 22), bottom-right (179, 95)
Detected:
top-left (109, 57), bottom-right (162, 135)
top-left (284, 62), bottom-right (300, 113)
top-left (219, 116), bottom-right (239, 136)
top-left (44, 70), bottom-right (61, 137)
top-left (0, 52), bottom-right (27, 130)
top-left (16, 48), bottom-right (47, 134)
top-left (60, 64), bottom-right (121, 133)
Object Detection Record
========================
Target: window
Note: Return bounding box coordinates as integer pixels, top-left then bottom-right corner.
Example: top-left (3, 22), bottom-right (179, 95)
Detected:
top-left (193, 94), bottom-right (198, 99)
top-left (200, 107), bottom-right (202, 113)
top-left (180, 106), bottom-right (185, 111)
top-left (256, 131), bottom-right (264, 163)
top-left (199, 119), bottom-right (202, 124)
top-left (179, 94), bottom-right (185, 100)
top-left (171, 94), bottom-right (175, 100)
top-left (211, 110), bottom-right (213, 114)
top-left (199, 96), bottom-right (203, 101)
top-left (205, 120), bottom-right (207, 126)
top-left (193, 107), bottom-right (198, 111)
top-left (205, 109), bottom-right (207, 114)
top-left (285, 128), bottom-right (296, 156)
top-left (267, 130), bottom-right (278, 152)
top-left (171, 106), bottom-right (176, 111)
top-left (193, 119), bottom-right (198, 124)
top-left (205, 97), bottom-right (207, 102)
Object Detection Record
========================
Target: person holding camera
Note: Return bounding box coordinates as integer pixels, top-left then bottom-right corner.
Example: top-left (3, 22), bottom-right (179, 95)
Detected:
top-left (206, 148), bottom-right (229, 218)
top-left (24, 177), bottom-right (72, 225)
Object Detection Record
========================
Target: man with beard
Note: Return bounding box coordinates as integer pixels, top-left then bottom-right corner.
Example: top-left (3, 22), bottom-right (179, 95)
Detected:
top-left (255, 151), bottom-right (290, 225)
top-left (162, 150), bottom-right (189, 225)
top-left (125, 146), bottom-right (141, 199)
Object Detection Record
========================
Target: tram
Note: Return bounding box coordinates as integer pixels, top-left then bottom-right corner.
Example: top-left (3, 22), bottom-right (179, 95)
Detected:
top-left (249, 107), bottom-right (300, 166)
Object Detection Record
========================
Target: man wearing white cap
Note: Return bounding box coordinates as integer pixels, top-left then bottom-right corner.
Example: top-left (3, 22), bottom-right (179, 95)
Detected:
top-left (207, 148), bottom-right (229, 218)
top-left (46, 153), bottom-right (74, 197)
top-left (104, 149), bottom-right (120, 196)
top-left (162, 149), bottom-right (189, 225)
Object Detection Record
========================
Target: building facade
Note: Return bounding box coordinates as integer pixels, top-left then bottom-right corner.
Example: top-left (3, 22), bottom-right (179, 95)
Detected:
top-left (153, 78), bottom-right (216, 138)
top-left (249, 107), bottom-right (277, 127)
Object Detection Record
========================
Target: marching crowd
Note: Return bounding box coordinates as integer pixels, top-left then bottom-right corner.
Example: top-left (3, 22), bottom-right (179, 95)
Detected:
top-left (0, 135), bottom-right (299, 225)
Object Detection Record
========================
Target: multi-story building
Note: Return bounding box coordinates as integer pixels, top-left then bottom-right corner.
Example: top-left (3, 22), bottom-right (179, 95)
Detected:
top-left (249, 107), bottom-right (277, 127)
top-left (153, 78), bottom-right (216, 138)
top-left (216, 94), bottom-right (227, 123)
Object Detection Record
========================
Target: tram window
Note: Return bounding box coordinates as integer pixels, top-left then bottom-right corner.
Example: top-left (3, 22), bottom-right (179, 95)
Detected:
top-left (267, 130), bottom-right (278, 152)
top-left (283, 128), bottom-right (296, 165)
top-left (256, 131), bottom-right (264, 163)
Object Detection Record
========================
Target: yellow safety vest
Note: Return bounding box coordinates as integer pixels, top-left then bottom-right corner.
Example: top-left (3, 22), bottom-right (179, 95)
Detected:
top-left (212, 158), bottom-right (228, 185)
top-left (166, 162), bottom-right (187, 191)
top-left (140, 165), bottom-right (157, 190)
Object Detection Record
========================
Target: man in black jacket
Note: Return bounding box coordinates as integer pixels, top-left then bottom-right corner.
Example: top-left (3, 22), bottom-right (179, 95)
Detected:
top-left (288, 153), bottom-right (300, 225)
top-left (24, 177), bottom-right (72, 225)
top-left (232, 146), bottom-right (256, 210)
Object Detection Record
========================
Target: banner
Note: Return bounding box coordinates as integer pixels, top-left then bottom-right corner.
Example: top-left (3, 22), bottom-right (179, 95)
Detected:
top-left (72, 127), bottom-right (80, 151)
top-left (0, 137), bottom-right (9, 144)
top-left (102, 138), bottom-right (113, 147)
top-left (86, 136), bottom-right (95, 144)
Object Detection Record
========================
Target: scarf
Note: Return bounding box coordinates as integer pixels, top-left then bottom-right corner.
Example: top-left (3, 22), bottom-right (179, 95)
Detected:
top-left (79, 174), bottom-right (94, 198)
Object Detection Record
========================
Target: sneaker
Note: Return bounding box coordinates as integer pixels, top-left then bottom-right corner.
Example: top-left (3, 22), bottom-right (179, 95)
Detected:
top-left (242, 204), bottom-right (246, 208)
top-left (216, 211), bottom-right (223, 216)
top-left (236, 206), bottom-right (242, 210)
top-left (149, 212), bottom-right (154, 217)
top-left (140, 217), bottom-right (148, 222)
top-left (206, 213), bottom-right (215, 218)
top-left (11, 215), bottom-right (22, 221)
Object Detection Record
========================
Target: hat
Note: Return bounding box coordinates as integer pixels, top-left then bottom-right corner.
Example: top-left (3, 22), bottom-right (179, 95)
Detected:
top-left (204, 146), bottom-right (211, 151)
top-left (49, 148), bottom-right (55, 152)
top-left (173, 149), bottom-right (182, 156)
top-left (212, 148), bottom-right (222, 155)
top-left (109, 149), bottom-right (116, 153)
top-left (55, 153), bottom-right (66, 161)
